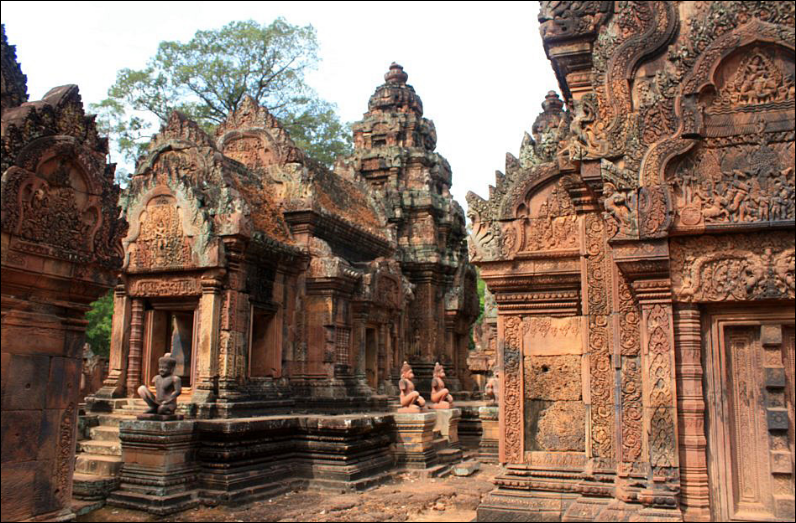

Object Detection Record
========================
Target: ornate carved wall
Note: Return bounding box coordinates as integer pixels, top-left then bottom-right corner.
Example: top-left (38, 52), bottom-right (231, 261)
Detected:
top-left (1, 26), bottom-right (126, 521)
top-left (471, 2), bottom-right (795, 521)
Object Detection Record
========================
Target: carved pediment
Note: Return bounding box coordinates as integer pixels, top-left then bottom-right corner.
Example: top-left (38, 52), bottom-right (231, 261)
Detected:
top-left (1, 135), bottom-right (125, 269)
top-left (671, 232), bottom-right (795, 302)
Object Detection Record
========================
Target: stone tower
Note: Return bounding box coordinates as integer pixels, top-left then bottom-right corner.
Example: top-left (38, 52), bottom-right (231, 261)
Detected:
top-left (337, 63), bottom-right (478, 393)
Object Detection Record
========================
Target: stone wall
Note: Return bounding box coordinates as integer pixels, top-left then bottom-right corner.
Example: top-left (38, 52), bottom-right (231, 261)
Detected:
top-left (469, 2), bottom-right (795, 521)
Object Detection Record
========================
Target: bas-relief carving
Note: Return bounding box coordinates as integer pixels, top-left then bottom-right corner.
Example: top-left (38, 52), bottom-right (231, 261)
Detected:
top-left (514, 180), bottom-right (579, 255)
top-left (646, 304), bottom-right (676, 469)
top-left (670, 141), bottom-right (794, 227)
top-left (667, 45), bottom-right (795, 230)
top-left (585, 214), bottom-right (614, 460)
top-left (475, 2), bottom-right (794, 521)
top-left (522, 316), bottom-right (581, 356)
top-left (671, 232), bottom-right (795, 302)
top-left (502, 316), bottom-right (523, 463)
top-left (129, 195), bottom-right (192, 270)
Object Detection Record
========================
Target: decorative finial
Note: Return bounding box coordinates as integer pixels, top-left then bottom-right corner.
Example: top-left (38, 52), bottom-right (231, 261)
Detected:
top-left (542, 90), bottom-right (564, 112)
top-left (385, 62), bottom-right (408, 84)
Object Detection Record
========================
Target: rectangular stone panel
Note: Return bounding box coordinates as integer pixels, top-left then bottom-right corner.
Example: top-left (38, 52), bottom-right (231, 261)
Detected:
top-left (525, 400), bottom-right (586, 452)
top-left (1, 410), bottom-right (42, 462)
top-left (524, 355), bottom-right (582, 401)
top-left (523, 317), bottom-right (583, 356)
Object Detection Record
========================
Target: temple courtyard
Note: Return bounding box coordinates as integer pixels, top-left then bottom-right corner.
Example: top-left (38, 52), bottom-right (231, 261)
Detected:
top-left (76, 464), bottom-right (499, 522)
top-left (2, 1), bottom-right (795, 522)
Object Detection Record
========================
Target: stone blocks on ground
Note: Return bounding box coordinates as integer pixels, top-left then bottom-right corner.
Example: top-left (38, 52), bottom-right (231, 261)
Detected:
top-left (452, 460), bottom-right (480, 477)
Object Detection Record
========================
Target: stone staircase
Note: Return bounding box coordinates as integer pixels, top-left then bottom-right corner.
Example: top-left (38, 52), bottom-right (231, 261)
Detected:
top-left (434, 434), bottom-right (463, 469)
top-left (72, 400), bottom-right (147, 501)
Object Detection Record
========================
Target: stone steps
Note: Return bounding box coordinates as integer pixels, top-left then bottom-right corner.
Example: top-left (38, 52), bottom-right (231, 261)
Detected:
top-left (75, 453), bottom-right (123, 476)
top-left (119, 399), bottom-right (149, 414)
top-left (77, 439), bottom-right (121, 456)
top-left (437, 447), bottom-right (463, 464)
top-left (97, 414), bottom-right (137, 427)
top-left (73, 411), bottom-right (130, 501)
top-left (72, 473), bottom-right (119, 501)
top-left (89, 425), bottom-right (120, 442)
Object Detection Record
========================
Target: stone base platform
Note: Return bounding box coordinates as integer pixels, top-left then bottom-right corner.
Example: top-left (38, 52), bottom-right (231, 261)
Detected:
top-left (478, 405), bottom-right (499, 463)
top-left (196, 413), bottom-right (396, 504)
top-left (97, 411), bottom-right (479, 514)
top-left (106, 420), bottom-right (199, 516)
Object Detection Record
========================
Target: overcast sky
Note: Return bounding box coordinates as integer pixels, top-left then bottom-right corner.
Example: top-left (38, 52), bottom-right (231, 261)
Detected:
top-left (1, 1), bottom-right (559, 212)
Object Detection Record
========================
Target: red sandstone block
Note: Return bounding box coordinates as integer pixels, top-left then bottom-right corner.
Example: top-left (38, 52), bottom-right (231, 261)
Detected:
top-left (33, 458), bottom-right (64, 516)
top-left (1, 410), bottom-right (42, 463)
top-left (37, 409), bottom-right (62, 461)
top-left (1, 354), bottom-right (49, 410)
top-left (1, 313), bottom-right (64, 355)
top-left (0, 462), bottom-right (35, 521)
top-left (47, 356), bottom-right (80, 409)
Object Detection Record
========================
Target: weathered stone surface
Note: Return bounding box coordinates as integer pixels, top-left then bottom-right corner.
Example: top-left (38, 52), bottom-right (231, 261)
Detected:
top-left (524, 355), bottom-right (582, 401)
top-left (528, 401), bottom-right (586, 452)
top-left (452, 460), bottom-right (480, 477)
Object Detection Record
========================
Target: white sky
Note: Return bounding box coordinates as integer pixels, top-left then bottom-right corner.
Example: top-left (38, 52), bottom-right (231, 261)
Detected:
top-left (1, 1), bottom-right (560, 212)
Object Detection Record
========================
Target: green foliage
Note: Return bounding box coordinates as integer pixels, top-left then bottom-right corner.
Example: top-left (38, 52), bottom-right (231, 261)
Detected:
top-left (91, 18), bottom-right (351, 167)
top-left (85, 290), bottom-right (114, 357)
top-left (468, 268), bottom-right (487, 351)
top-left (476, 267), bottom-right (486, 323)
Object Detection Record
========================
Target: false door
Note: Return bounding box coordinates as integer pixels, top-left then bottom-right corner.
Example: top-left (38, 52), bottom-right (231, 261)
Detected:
top-left (706, 311), bottom-right (795, 522)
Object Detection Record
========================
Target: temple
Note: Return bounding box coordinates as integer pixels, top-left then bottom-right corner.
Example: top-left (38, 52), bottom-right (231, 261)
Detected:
top-left (468, 1), bottom-right (795, 521)
top-left (1, 25), bottom-right (127, 521)
top-left (2, 1), bottom-right (795, 521)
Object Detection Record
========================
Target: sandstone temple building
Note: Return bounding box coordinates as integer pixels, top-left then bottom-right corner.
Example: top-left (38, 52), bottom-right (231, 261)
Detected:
top-left (2, 24), bottom-right (480, 519)
top-left (468, 1), bottom-right (794, 521)
top-left (2, 1), bottom-right (796, 521)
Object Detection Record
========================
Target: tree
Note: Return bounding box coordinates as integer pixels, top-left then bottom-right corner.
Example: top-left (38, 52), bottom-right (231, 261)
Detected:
top-left (91, 18), bottom-right (351, 167)
top-left (85, 290), bottom-right (114, 357)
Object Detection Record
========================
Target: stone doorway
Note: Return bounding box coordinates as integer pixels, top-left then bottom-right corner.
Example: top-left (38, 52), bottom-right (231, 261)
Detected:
top-left (704, 309), bottom-right (795, 521)
top-left (144, 303), bottom-right (198, 390)
top-left (366, 327), bottom-right (378, 390)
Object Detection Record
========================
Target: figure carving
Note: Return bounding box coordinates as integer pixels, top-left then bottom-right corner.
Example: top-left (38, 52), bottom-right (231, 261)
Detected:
top-left (430, 362), bottom-right (454, 409)
top-left (398, 361), bottom-right (427, 413)
top-left (485, 369), bottom-right (500, 406)
top-left (137, 352), bottom-right (182, 417)
top-left (603, 182), bottom-right (637, 235)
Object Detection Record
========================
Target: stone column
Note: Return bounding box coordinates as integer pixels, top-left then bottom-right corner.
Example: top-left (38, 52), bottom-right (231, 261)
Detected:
top-left (95, 284), bottom-right (131, 401)
top-left (674, 304), bottom-right (710, 521)
top-left (355, 315), bottom-right (367, 379)
top-left (125, 298), bottom-right (145, 397)
top-left (193, 273), bottom-right (223, 404)
top-left (634, 278), bottom-right (681, 517)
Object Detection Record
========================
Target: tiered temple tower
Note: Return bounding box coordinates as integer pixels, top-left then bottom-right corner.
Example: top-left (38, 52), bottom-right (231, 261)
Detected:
top-left (337, 63), bottom-right (478, 393)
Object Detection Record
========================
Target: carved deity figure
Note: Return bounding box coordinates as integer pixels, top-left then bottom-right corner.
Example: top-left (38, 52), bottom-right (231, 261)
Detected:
top-left (485, 370), bottom-right (500, 406)
top-left (398, 361), bottom-right (427, 413)
top-left (137, 352), bottom-right (182, 416)
top-left (603, 182), bottom-right (636, 232)
top-left (430, 362), bottom-right (454, 409)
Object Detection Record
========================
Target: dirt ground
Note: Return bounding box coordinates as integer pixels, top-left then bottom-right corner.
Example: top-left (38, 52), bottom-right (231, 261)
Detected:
top-left (77, 464), bottom-right (498, 522)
